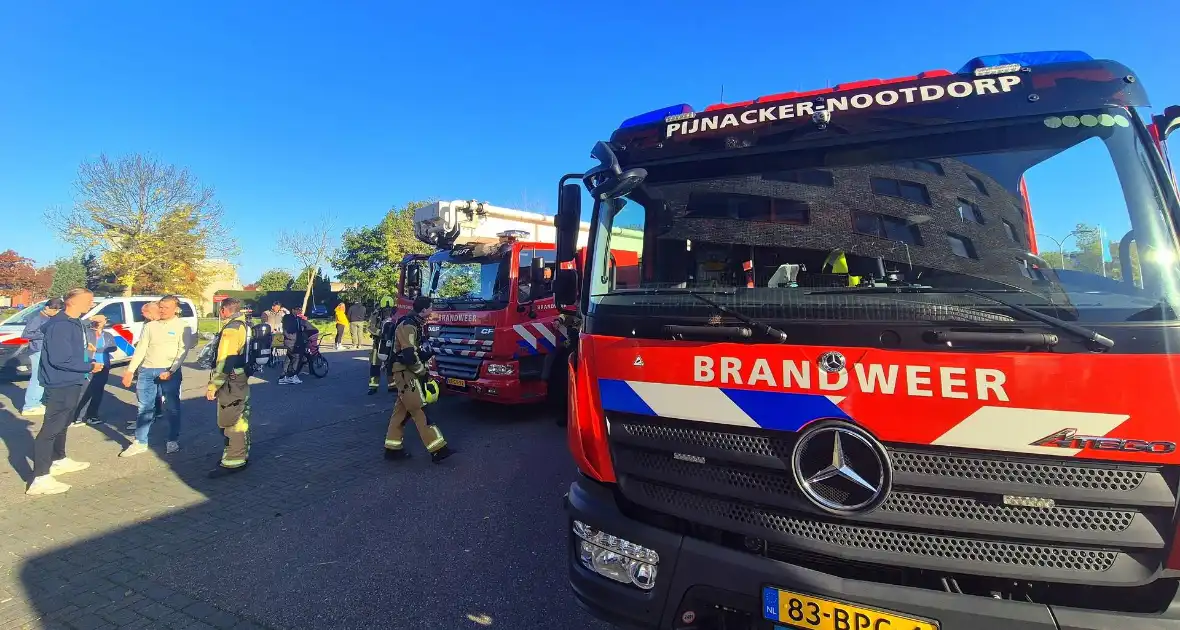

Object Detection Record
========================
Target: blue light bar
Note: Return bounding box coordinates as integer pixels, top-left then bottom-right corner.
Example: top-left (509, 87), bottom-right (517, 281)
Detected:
top-left (959, 50), bottom-right (1093, 73)
top-left (619, 104), bottom-right (694, 129)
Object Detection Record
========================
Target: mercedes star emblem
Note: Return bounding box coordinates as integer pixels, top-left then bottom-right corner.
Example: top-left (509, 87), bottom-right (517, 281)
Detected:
top-left (791, 422), bottom-right (891, 515)
top-left (817, 351), bottom-right (846, 373)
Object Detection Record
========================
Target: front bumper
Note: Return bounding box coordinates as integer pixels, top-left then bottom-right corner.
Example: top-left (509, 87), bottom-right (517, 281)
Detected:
top-left (0, 344), bottom-right (31, 379)
top-left (431, 373), bottom-right (546, 404)
top-left (565, 478), bottom-right (1180, 630)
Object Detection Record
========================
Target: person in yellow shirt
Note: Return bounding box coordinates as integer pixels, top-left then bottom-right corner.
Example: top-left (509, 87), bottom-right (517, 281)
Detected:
top-left (333, 301), bottom-right (348, 351)
top-left (206, 298), bottom-right (251, 478)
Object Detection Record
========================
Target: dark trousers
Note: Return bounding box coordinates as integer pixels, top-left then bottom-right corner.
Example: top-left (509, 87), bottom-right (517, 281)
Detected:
top-left (285, 344), bottom-right (304, 377)
top-left (76, 369), bottom-right (109, 420)
top-left (335, 324), bottom-right (345, 346)
top-left (34, 384), bottom-right (85, 477)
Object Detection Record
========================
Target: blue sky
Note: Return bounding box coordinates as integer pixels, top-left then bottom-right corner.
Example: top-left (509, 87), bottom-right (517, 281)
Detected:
top-left (1, 0), bottom-right (1176, 284)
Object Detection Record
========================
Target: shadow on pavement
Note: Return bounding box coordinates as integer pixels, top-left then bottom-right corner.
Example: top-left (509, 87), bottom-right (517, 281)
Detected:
top-left (6, 348), bottom-right (605, 629)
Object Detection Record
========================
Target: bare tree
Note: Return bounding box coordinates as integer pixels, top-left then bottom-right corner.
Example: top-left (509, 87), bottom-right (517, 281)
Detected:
top-left (46, 153), bottom-right (237, 296)
top-left (517, 189), bottom-right (550, 215)
top-left (277, 214), bottom-right (336, 313)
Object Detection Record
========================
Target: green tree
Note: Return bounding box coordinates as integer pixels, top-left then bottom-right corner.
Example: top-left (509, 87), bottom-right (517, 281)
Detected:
top-left (437, 265), bottom-right (480, 298)
top-left (47, 153), bottom-right (237, 296)
top-left (48, 257), bottom-right (87, 296)
top-left (256, 269), bottom-right (295, 292)
top-left (330, 224), bottom-right (395, 304)
top-left (80, 253), bottom-right (105, 291)
top-left (291, 266), bottom-right (331, 295)
top-left (330, 200), bottom-right (434, 303)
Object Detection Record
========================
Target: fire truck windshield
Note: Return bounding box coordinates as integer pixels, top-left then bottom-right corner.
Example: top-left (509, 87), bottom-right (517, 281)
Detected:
top-left (586, 107), bottom-right (1180, 329)
top-left (425, 252), bottom-right (508, 306)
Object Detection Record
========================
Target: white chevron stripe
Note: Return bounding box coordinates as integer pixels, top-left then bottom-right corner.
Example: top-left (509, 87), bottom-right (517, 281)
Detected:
top-left (532, 322), bottom-right (557, 347)
top-left (513, 324), bottom-right (537, 349)
top-left (932, 406), bottom-right (1130, 456)
top-left (626, 381), bottom-right (758, 428)
top-left (825, 396), bottom-right (846, 405)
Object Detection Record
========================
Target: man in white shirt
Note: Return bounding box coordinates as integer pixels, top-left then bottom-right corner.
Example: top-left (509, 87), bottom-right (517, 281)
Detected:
top-left (119, 295), bottom-right (195, 457)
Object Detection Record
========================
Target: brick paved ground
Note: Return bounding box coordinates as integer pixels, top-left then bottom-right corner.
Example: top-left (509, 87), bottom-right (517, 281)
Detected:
top-left (0, 351), bottom-right (605, 630)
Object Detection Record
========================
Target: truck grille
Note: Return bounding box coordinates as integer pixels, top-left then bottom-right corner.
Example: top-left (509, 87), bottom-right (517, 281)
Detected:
top-left (609, 414), bottom-right (1178, 587)
top-left (427, 325), bottom-right (492, 380)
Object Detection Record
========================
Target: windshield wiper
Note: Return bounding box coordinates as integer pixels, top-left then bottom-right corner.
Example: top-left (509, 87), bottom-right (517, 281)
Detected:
top-left (808, 286), bottom-right (1114, 349)
top-left (620, 288), bottom-right (789, 342)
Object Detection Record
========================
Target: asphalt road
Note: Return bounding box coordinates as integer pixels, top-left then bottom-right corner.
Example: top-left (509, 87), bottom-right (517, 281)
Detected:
top-left (0, 347), bottom-right (614, 630)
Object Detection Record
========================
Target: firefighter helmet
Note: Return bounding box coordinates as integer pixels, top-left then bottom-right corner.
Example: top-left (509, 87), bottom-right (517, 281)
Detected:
top-left (422, 380), bottom-right (440, 405)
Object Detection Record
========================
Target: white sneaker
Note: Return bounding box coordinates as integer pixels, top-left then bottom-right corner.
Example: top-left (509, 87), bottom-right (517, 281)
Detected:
top-left (119, 441), bottom-right (149, 458)
top-left (278, 377), bottom-right (291, 385)
top-left (166, 441), bottom-right (180, 454)
top-left (49, 458), bottom-right (90, 476)
top-left (26, 475), bottom-right (70, 496)
top-left (289, 375), bottom-right (303, 384)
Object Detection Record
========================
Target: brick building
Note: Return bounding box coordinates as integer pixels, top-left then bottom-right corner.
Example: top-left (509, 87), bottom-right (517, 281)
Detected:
top-left (651, 158), bottom-right (1040, 288)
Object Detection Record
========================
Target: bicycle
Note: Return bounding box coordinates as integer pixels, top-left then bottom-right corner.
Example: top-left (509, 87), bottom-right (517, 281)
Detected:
top-left (296, 333), bottom-right (330, 378)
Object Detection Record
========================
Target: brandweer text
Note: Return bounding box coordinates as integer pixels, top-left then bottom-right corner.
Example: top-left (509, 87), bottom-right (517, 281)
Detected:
top-left (693, 356), bottom-right (1010, 401)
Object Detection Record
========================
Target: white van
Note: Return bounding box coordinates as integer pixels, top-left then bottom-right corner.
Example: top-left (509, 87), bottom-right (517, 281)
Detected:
top-left (0, 295), bottom-right (200, 378)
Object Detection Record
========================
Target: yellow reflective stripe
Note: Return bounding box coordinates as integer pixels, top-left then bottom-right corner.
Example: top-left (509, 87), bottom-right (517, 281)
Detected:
top-left (221, 459), bottom-right (247, 468)
top-left (425, 434), bottom-right (445, 451)
top-left (232, 418), bottom-right (249, 433)
top-left (384, 439), bottom-right (402, 448)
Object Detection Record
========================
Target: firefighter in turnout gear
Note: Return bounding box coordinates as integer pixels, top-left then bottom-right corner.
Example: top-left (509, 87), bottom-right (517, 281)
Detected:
top-left (367, 306), bottom-right (397, 394)
top-left (384, 296), bottom-right (455, 463)
top-left (206, 298), bottom-right (252, 478)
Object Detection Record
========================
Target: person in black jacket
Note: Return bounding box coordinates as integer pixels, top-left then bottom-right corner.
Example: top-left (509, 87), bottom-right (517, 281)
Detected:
top-left (26, 288), bottom-right (103, 497)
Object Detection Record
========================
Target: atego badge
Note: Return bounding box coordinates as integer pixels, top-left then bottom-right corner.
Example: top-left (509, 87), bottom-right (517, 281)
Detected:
top-left (1031, 428), bottom-right (1177, 454)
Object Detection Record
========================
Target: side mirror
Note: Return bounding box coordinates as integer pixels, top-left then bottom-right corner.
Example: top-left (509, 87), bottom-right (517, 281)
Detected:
top-left (1154, 105), bottom-right (1180, 141)
top-left (405, 264), bottom-right (421, 291)
top-left (556, 183), bottom-right (582, 264)
top-left (554, 268), bottom-right (578, 308)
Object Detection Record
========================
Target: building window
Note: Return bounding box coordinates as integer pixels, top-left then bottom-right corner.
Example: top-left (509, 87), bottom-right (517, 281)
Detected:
top-left (947, 233), bottom-right (978, 259)
top-left (685, 192), bottom-right (810, 224)
top-left (957, 199), bottom-right (984, 224)
top-left (1002, 219), bottom-right (1020, 243)
top-left (965, 173), bottom-right (990, 196)
top-left (894, 159), bottom-right (944, 176)
top-left (870, 177), bottom-right (931, 206)
top-left (761, 169), bottom-right (835, 187)
top-left (853, 211), bottom-right (923, 245)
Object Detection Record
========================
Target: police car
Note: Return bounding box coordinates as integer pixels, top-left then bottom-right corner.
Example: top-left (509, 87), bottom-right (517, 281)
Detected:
top-left (0, 295), bottom-right (200, 379)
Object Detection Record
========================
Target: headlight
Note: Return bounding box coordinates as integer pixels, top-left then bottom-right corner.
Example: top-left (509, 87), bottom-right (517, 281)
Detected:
top-left (573, 520), bottom-right (659, 590)
top-left (486, 362), bottom-right (515, 376)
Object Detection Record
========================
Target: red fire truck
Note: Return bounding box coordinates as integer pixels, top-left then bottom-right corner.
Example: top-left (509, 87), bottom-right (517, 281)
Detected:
top-left (551, 51), bottom-right (1180, 629)
top-left (404, 200), bottom-right (640, 406)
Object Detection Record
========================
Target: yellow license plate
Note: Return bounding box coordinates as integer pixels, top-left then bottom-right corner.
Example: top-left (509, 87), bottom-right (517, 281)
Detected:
top-left (763, 587), bottom-right (937, 630)
top-left (446, 378), bottom-right (466, 387)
